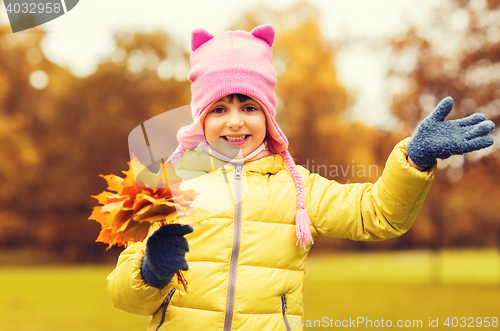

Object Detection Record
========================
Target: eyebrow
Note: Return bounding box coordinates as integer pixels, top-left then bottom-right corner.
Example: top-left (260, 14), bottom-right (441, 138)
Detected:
top-left (216, 97), bottom-right (236, 104)
top-left (214, 99), bottom-right (259, 106)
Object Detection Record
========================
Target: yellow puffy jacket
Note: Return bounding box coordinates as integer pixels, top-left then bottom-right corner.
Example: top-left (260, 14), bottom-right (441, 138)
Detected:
top-left (107, 138), bottom-right (435, 331)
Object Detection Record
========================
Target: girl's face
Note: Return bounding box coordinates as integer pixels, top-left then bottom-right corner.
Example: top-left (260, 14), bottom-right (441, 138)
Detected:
top-left (204, 95), bottom-right (267, 158)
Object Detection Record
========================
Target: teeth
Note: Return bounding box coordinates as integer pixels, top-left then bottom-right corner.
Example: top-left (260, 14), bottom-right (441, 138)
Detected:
top-left (225, 135), bottom-right (247, 141)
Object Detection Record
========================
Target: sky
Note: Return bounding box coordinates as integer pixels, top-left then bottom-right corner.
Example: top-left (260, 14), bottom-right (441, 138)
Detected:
top-left (0, 0), bottom-right (442, 128)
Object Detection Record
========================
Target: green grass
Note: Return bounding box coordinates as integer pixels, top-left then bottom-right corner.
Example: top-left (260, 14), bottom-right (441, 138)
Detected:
top-left (0, 249), bottom-right (499, 330)
top-left (0, 266), bottom-right (150, 331)
top-left (303, 249), bottom-right (500, 330)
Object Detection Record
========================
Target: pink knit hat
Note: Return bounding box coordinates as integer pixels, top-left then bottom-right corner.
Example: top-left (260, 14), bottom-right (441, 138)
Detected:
top-left (170, 24), bottom-right (313, 248)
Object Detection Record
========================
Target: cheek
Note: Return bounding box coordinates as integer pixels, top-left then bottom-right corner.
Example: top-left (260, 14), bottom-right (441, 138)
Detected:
top-left (203, 118), bottom-right (220, 140)
top-left (251, 114), bottom-right (267, 141)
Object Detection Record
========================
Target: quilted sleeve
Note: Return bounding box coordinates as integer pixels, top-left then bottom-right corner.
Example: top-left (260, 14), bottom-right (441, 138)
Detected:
top-left (302, 138), bottom-right (436, 241)
top-left (107, 241), bottom-right (174, 316)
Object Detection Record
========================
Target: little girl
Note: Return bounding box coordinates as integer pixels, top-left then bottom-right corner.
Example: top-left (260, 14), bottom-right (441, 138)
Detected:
top-left (107, 25), bottom-right (494, 331)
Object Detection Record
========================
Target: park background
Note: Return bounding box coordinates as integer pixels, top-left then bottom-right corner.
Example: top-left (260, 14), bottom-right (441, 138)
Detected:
top-left (1, 0), bottom-right (500, 329)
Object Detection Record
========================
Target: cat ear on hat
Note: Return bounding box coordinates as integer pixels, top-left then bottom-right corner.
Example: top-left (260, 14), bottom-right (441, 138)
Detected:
top-left (191, 28), bottom-right (214, 51)
top-left (250, 24), bottom-right (275, 47)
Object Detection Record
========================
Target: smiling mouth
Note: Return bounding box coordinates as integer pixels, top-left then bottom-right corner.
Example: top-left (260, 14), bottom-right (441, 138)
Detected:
top-left (222, 135), bottom-right (250, 142)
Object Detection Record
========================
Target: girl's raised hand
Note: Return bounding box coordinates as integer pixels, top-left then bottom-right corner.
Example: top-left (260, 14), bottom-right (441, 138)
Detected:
top-left (406, 97), bottom-right (495, 170)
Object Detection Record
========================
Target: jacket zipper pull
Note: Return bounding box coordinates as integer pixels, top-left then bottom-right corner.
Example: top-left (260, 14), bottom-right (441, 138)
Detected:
top-left (234, 164), bottom-right (243, 180)
top-left (281, 294), bottom-right (287, 312)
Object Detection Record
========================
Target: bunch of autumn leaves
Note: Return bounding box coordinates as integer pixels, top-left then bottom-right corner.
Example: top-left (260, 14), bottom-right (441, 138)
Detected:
top-left (89, 156), bottom-right (206, 291)
top-left (89, 156), bottom-right (203, 249)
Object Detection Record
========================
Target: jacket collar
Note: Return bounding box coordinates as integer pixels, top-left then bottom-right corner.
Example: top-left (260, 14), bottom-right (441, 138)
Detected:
top-left (175, 150), bottom-right (286, 175)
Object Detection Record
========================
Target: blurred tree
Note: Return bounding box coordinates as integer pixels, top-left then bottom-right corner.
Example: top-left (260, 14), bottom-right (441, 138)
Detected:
top-left (386, 0), bottom-right (500, 248)
top-left (0, 26), bottom-right (191, 261)
top-left (0, 26), bottom-right (54, 249)
top-left (42, 30), bottom-right (192, 260)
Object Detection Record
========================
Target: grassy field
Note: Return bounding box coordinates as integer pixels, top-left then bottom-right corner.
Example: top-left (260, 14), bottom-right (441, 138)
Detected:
top-left (303, 249), bottom-right (500, 330)
top-left (0, 249), bottom-right (499, 330)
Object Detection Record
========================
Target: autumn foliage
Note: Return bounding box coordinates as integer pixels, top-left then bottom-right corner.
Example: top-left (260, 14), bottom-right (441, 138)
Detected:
top-left (89, 156), bottom-right (201, 248)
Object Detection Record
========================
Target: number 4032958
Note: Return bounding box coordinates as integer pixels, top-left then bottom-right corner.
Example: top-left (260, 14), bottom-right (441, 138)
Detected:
top-left (444, 317), bottom-right (498, 328)
top-left (5, 3), bottom-right (62, 14)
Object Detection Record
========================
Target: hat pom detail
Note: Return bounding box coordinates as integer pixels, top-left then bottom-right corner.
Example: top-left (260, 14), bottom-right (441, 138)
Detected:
top-left (295, 208), bottom-right (313, 249)
top-left (191, 28), bottom-right (214, 51)
top-left (250, 24), bottom-right (275, 47)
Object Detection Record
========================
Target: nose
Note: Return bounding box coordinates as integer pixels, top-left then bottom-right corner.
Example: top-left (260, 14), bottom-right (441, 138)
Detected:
top-left (226, 110), bottom-right (244, 129)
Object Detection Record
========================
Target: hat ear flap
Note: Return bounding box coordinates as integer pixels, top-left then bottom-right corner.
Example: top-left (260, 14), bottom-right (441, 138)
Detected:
top-left (191, 28), bottom-right (214, 51)
top-left (250, 24), bottom-right (275, 47)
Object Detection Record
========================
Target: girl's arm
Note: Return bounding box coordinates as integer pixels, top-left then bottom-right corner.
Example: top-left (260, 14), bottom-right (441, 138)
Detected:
top-left (303, 138), bottom-right (436, 241)
top-left (304, 97), bottom-right (494, 241)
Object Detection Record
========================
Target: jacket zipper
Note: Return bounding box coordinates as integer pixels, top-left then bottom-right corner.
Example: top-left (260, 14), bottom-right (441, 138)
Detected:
top-left (223, 163), bottom-right (244, 331)
top-left (154, 287), bottom-right (176, 331)
top-left (281, 294), bottom-right (292, 331)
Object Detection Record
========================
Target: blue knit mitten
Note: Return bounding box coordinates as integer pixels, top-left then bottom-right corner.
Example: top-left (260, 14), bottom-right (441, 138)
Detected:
top-left (407, 97), bottom-right (495, 169)
top-left (141, 224), bottom-right (193, 288)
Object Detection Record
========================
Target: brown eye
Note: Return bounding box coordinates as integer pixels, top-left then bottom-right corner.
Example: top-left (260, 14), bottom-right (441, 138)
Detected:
top-left (243, 106), bottom-right (257, 112)
top-left (212, 107), bottom-right (225, 114)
